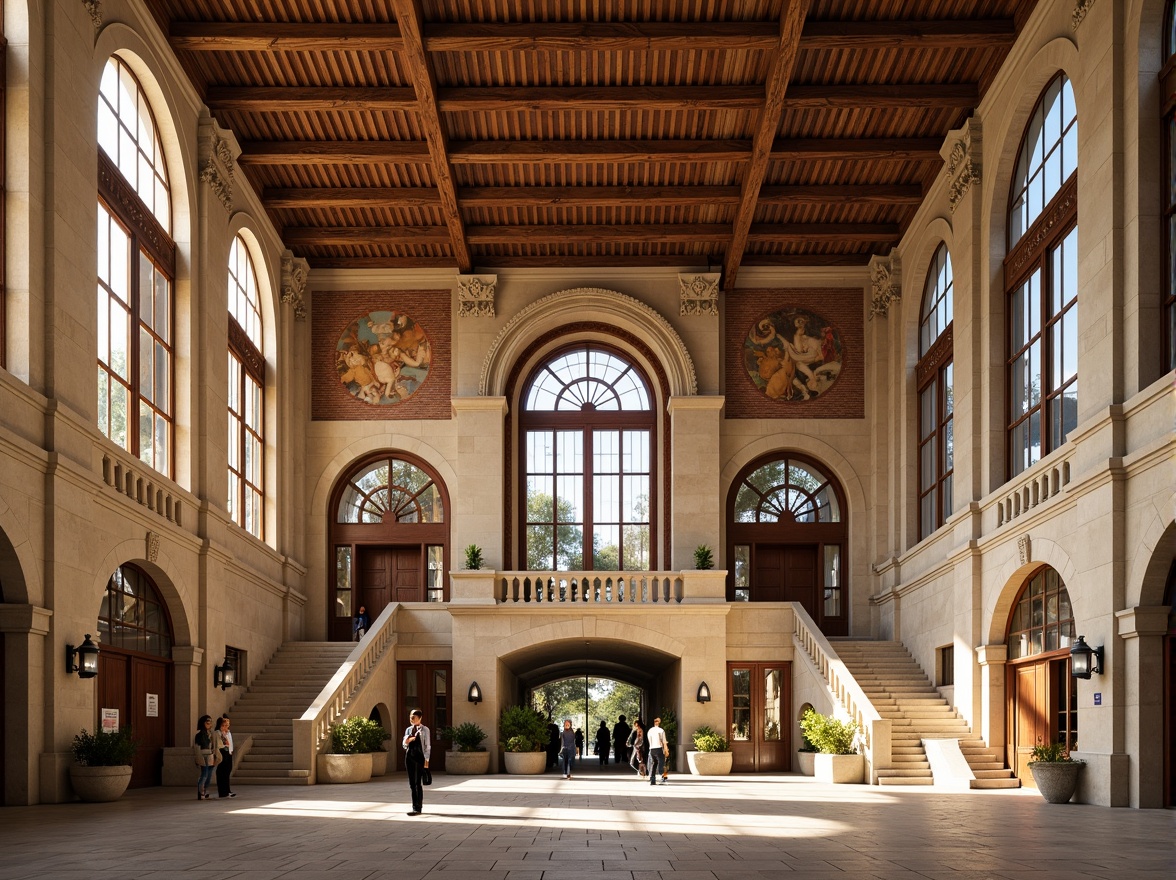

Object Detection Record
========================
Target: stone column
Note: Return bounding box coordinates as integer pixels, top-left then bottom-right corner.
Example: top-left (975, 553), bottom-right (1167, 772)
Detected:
top-left (452, 398), bottom-right (508, 569)
top-left (0, 604), bottom-right (50, 805)
top-left (1115, 606), bottom-right (1169, 807)
top-left (974, 644), bottom-right (1007, 764)
top-left (162, 645), bottom-right (203, 786)
top-left (667, 396), bottom-right (724, 569)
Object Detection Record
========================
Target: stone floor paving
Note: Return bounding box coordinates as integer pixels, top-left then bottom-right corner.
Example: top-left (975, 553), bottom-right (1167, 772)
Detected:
top-left (0, 768), bottom-right (1172, 880)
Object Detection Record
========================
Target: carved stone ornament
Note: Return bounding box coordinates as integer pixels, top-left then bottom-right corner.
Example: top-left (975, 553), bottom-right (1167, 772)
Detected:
top-left (280, 251), bottom-right (309, 321)
top-left (457, 274), bottom-right (497, 318)
top-left (198, 119), bottom-right (236, 213)
top-left (1072, 0), bottom-right (1095, 29)
top-left (1017, 534), bottom-right (1031, 566)
top-left (678, 273), bottom-right (720, 316)
top-left (146, 531), bottom-right (161, 563)
top-left (83, 0), bottom-right (102, 29)
top-left (867, 249), bottom-right (901, 320)
top-left (942, 117), bottom-right (982, 214)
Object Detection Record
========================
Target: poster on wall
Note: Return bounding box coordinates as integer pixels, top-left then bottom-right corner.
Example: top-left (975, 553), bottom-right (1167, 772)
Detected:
top-left (101, 709), bottom-right (119, 732)
top-left (145, 694), bottom-right (159, 718)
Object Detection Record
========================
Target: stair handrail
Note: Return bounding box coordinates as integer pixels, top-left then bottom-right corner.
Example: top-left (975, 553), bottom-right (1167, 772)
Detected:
top-left (293, 603), bottom-right (400, 777)
top-left (791, 603), bottom-right (892, 782)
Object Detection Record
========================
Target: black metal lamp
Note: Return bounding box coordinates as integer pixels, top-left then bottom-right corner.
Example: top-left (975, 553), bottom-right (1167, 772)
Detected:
top-left (1070, 635), bottom-right (1103, 679)
top-left (66, 634), bottom-right (100, 679)
top-left (213, 658), bottom-right (236, 690)
top-left (467, 681), bottom-right (482, 704)
top-left (696, 681), bottom-right (711, 703)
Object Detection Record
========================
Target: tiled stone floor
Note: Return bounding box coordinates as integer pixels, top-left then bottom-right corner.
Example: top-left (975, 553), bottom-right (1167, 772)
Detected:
top-left (1, 767), bottom-right (1172, 880)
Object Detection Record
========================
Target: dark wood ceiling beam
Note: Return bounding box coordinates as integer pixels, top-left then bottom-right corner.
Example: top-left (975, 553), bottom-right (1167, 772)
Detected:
top-left (465, 224), bottom-right (733, 244)
top-left (437, 86), bottom-right (765, 112)
top-left (426, 21), bottom-right (779, 52)
top-left (170, 22), bottom-right (405, 52)
top-left (448, 139), bottom-right (751, 164)
top-left (388, 0), bottom-right (472, 271)
top-left (458, 185), bottom-right (740, 207)
top-left (770, 137), bottom-right (942, 161)
top-left (747, 223), bottom-right (900, 243)
top-left (784, 83), bottom-right (978, 109)
top-left (282, 226), bottom-right (453, 246)
top-left (310, 255), bottom-right (712, 270)
top-left (239, 141), bottom-right (433, 165)
top-left (724, 0), bottom-right (811, 291)
top-left (264, 187), bottom-right (441, 208)
top-left (799, 19), bottom-right (1015, 49)
top-left (758, 184), bottom-right (923, 205)
top-left (206, 87), bottom-right (416, 112)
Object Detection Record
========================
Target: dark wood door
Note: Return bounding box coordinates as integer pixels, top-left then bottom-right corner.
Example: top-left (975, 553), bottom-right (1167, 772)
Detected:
top-left (728, 662), bottom-right (791, 772)
top-left (1166, 633), bottom-right (1176, 807)
top-left (1010, 661), bottom-right (1048, 787)
top-left (98, 649), bottom-right (172, 787)
top-left (396, 661), bottom-right (451, 771)
top-left (751, 544), bottom-right (817, 615)
top-left (357, 545), bottom-right (424, 615)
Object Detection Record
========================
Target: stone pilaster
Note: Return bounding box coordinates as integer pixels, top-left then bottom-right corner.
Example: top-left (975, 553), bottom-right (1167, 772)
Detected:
top-left (667, 396), bottom-right (724, 569)
top-left (867, 249), bottom-right (901, 320)
top-left (452, 397), bottom-right (508, 568)
top-left (457, 274), bottom-right (497, 318)
top-left (0, 604), bottom-right (51, 805)
top-left (974, 644), bottom-right (1007, 763)
top-left (941, 116), bottom-right (982, 215)
top-left (280, 251), bottom-right (309, 321)
top-left (678, 273), bottom-right (720, 316)
top-left (1114, 607), bottom-right (1170, 807)
top-left (197, 117), bottom-right (238, 214)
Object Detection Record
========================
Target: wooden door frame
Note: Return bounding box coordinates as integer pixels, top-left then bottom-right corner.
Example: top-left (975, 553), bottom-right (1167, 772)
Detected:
top-left (396, 660), bottom-right (452, 772)
top-left (727, 660), bottom-right (792, 773)
top-left (1006, 649), bottom-right (1072, 786)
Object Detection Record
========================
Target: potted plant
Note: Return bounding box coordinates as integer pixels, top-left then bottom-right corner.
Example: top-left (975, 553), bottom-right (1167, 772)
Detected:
top-left (440, 721), bottom-right (490, 775)
top-left (686, 725), bottom-right (733, 776)
top-left (796, 731), bottom-right (819, 776)
top-left (317, 716), bottom-right (376, 783)
top-left (800, 708), bottom-right (863, 784)
top-left (70, 727), bottom-right (137, 802)
top-left (359, 719), bottom-right (391, 777)
top-left (693, 545), bottom-right (714, 570)
top-left (499, 705), bottom-right (548, 774)
top-left (1027, 740), bottom-right (1084, 803)
top-left (464, 544), bottom-right (484, 570)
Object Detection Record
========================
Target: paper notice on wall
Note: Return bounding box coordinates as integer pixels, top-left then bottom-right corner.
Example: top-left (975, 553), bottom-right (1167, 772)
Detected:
top-left (101, 708), bottom-right (119, 732)
top-left (146, 693), bottom-right (159, 717)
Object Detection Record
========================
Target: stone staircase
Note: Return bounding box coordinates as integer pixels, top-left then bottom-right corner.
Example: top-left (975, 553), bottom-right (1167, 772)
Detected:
top-left (229, 642), bottom-right (356, 785)
top-left (834, 641), bottom-right (1019, 789)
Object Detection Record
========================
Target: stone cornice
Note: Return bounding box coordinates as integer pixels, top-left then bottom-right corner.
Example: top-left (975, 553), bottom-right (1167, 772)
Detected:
top-left (941, 117), bottom-right (982, 214)
top-left (867, 249), bottom-right (901, 319)
top-left (281, 250), bottom-right (309, 321)
top-left (457, 274), bottom-right (497, 317)
top-left (198, 118), bottom-right (238, 213)
top-left (678, 273), bottom-right (720, 316)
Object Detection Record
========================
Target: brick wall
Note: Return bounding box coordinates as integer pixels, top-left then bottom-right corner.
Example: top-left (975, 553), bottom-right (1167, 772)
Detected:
top-left (724, 288), bottom-right (865, 420)
top-left (312, 290), bottom-right (452, 421)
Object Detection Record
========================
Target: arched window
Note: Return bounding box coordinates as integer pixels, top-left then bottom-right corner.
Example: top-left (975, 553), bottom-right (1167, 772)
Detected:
top-left (917, 243), bottom-right (954, 539)
top-left (96, 563), bottom-right (173, 658)
top-left (727, 454), bottom-right (848, 635)
top-left (1163, 2), bottom-right (1176, 372)
top-left (329, 454), bottom-right (448, 640)
top-left (227, 235), bottom-right (263, 538)
top-left (520, 345), bottom-right (655, 572)
top-left (1005, 73), bottom-right (1078, 478)
top-left (96, 57), bottom-right (175, 476)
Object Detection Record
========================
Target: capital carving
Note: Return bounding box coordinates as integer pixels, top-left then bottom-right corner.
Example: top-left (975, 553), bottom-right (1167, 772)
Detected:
top-left (678, 273), bottom-right (720, 316)
top-left (280, 250), bottom-right (309, 321)
top-left (146, 531), bottom-right (161, 563)
top-left (941, 117), bottom-right (982, 214)
top-left (457, 274), bottom-right (497, 317)
top-left (82, 0), bottom-right (102, 29)
top-left (867, 249), bottom-right (901, 320)
top-left (198, 118), bottom-right (237, 213)
top-left (1017, 534), bottom-right (1031, 566)
top-left (1072, 0), bottom-right (1095, 29)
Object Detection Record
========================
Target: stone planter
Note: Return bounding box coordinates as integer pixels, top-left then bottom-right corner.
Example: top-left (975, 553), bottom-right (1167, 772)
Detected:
top-left (796, 751), bottom-right (817, 776)
top-left (814, 753), bottom-right (864, 784)
top-left (316, 753), bottom-right (373, 784)
top-left (69, 765), bottom-right (133, 802)
top-left (1029, 761), bottom-right (1084, 804)
top-left (369, 750), bottom-right (388, 777)
top-left (686, 750), bottom-right (733, 776)
top-left (445, 750), bottom-right (490, 775)
top-left (503, 751), bottom-right (547, 775)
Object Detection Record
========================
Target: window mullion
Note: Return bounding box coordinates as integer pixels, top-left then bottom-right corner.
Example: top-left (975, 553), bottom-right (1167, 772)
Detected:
top-left (583, 429), bottom-right (594, 572)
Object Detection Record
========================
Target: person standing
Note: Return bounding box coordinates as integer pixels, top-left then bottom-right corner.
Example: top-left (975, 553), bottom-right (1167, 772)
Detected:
top-left (612, 714), bottom-right (631, 767)
top-left (214, 716), bottom-right (237, 798)
top-left (627, 719), bottom-right (646, 777)
top-left (192, 715), bottom-right (217, 800)
top-left (353, 605), bottom-right (371, 641)
top-left (559, 719), bottom-right (577, 779)
top-left (402, 709), bottom-right (431, 815)
top-left (595, 721), bottom-right (610, 768)
top-left (645, 716), bottom-right (667, 785)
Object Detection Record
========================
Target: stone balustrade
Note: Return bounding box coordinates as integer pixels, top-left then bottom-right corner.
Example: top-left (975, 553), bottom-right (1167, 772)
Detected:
top-left (450, 569), bottom-right (729, 606)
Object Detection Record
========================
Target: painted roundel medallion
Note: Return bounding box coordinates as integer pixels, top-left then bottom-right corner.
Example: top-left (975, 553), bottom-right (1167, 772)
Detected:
top-left (336, 310), bottom-right (432, 405)
top-left (743, 307), bottom-right (844, 401)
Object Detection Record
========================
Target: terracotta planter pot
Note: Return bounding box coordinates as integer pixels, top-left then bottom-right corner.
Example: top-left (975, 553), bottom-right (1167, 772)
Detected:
top-left (686, 750), bottom-right (733, 776)
top-left (1029, 761), bottom-right (1084, 803)
top-left (503, 751), bottom-right (547, 775)
top-left (796, 751), bottom-right (817, 776)
top-left (369, 750), bottom-right (389, 777)
top-left (445, 750), bottom-right (490, 775)
top-left (316, 753), bottom-right (373, 784)
top-left (814, 753), bottom-right (864, 784)
top-left (69, 765), bottom-right (132, 802)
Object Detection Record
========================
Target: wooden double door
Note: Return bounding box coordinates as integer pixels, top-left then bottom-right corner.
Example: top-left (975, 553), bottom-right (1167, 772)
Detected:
top-left (332, 544), bottom-right (428, 641)
top-left (396, 661), bottom-right (451, 772)
top-left (1007, 654), bottom-right (1075, 786)
top-left (729, 661), bottom-right (791, 772)
top-left (98, 648), bottom-right (173, 787)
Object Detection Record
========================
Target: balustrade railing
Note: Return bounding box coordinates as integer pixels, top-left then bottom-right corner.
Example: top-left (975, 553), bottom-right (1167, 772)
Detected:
top-left (995, 453), bottom-right (1072, 527)
top-left (100, 449), bottom-right (185, 525)
top-left (494, 571), bottom-right (684, 605)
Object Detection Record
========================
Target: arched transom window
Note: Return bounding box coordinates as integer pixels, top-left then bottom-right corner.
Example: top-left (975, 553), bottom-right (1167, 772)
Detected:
top-left (521, 345), bottom-right (655, 572)
top-left (1006, 567), bottom-right (1075, 661)
top-left (337, 458), bottom-right (444, 524)
top-left (97, 563), bottom-right (174, 658)
top-left (917, 243), bottom-right (954, 540)
top-left (227, 235), bottom-right (264, 539)
top-left (733, 458), bottom-right (841, 524)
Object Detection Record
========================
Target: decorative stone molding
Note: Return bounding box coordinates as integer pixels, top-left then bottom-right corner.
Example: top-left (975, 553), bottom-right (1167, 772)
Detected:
top-left (83, 0), bottom-right (102, 29)
top-left (678, 273), bottom-right (720, 316)
top-left (198, 118), bottom-right (236, 213)
top-left (146, 531), bottom-right (161, 563)
top-left (280, 251), bottom-right (309, 321)
top-left (867, 249), bottom-right (901, 320)
top-left (1017, 534), bottom-right (1031, 566)
top-left (941, 117), bottom-right (982, 214)
top-left (457, 274), bottom-right (497, 317)
top-left (1072, 0), bottom-right (1095, 29)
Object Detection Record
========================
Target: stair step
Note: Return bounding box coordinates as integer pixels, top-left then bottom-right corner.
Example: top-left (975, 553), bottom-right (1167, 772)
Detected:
top-left (878, 777), bottom-right (936, 786)
top-left (970, 778), bottom-right (1021, 789)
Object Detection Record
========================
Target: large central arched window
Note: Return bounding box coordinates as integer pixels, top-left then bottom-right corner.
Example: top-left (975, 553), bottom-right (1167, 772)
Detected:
top-left (520, 346), bottom-right (655, 571)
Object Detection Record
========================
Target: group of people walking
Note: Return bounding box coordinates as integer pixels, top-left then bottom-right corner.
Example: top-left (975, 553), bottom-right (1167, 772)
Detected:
top-left (557, 714), bottom-right (670, 785)
top-left (192, 714), bottom-right (237, 800)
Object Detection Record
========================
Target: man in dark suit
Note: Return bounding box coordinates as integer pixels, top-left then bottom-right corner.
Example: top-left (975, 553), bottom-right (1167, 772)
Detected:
top-left (612, 714), bottom-right (632, 767)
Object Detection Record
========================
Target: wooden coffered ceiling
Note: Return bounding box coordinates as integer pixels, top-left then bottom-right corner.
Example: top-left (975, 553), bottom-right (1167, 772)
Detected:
top-left (153, 0), bottom-right (1038, 286)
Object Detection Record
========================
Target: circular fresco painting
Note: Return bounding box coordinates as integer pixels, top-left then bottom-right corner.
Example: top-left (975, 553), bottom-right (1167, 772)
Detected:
top-left (743, 307), bottom-right (844, 402)
top-left (336, 310), bottom-right (432, 405)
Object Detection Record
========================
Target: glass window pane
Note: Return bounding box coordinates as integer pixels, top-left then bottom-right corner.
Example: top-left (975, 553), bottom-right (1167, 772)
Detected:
top-left (527, 525), bottom-right (555, 570)
top-left (731, 669), bottom-right (751, 741)
top-left (592, 525), bottom-right (619, 570)
top-left (763, 669), bottom-right (782, 740)
top-left (555, 525), bottom-right (583, 570)
top-left (621, 525), bottom-right (649, 570)
top-left (734, 545), bottom-right (750, 589)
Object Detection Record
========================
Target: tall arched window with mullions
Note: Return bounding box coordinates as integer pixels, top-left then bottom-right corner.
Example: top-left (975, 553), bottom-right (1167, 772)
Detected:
top-left (227, 235), bottom-right (264, 539)
top-left (520, 346), bottom-right (656, 572)
top-left (917, 243), bottom-right (954, 539)
top-left (96, 57), bottom-right (174, 477)
top-left (1005, 73), bottom-right (1078, 478)
top-left (1163, 2), bottom-right (1176, 372)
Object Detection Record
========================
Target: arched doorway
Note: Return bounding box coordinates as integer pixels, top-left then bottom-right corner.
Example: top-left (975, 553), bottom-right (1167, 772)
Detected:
top-left (1004, 566), bottom-right (1077, 787)
top-left (95, 563), bottom-right (175, 788)
top-left (329, 453), bottom-right (450, 641)
top-left (727, 453), bottom-right (849, 635)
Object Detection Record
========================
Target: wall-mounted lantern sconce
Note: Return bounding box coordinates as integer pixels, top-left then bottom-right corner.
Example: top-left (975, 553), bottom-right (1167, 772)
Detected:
top-left (467, 681), bottom-right (482, 704)
top-left (213, 659), bottom-right (236, 690)
top-left (1070, 635), bottom-right (1103, 679)
top-left (66, 634), bottom-right (100, 679)
top-left (696, 681), bottom-right (711, 703)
